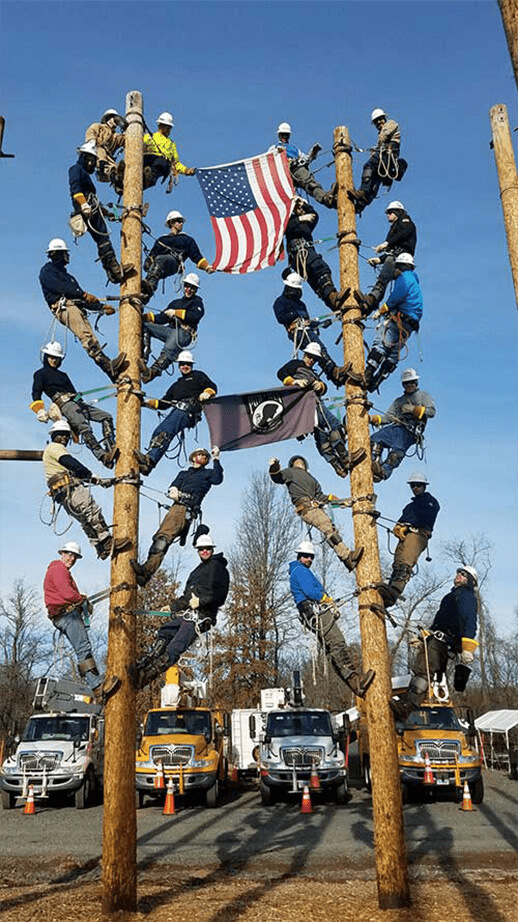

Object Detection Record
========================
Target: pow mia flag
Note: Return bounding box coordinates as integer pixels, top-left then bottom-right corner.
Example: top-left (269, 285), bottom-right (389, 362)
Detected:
top-left (202, 386), bottom-right (316, 452)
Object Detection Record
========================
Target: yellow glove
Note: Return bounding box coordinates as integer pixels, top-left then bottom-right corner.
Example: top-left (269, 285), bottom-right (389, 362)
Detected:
top-left (393, 523), bottom-right (409, 540)
top-left (143, 311), bottom-right (155, 322)
top-left (189, 593), bottom-right (200, 610)
top-left (321, 593), bottom-right (333, 605)
top-left (83, 291), bottom-right (100, 305)
top-left (369, 414), bottom-right (382, 426)
top-left (185, 167), bottom-right (196, 176)
top-left (412, 405), bottom-right (426, 420)
top-left (313, 380), bottom-right (326, 395)
top-left (30, 400), bottom-right (45, 415)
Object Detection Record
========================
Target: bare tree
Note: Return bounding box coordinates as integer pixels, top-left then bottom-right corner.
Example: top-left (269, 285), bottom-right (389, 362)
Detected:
top-left (0, 580), bottom-right (52, 742)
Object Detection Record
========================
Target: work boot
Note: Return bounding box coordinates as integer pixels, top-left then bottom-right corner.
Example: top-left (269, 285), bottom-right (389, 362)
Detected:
top-left (139, 352), bottom-right (171, 383)
top-left (330, 362), bottom-right (366, 388)
top-left (345, 669), bottom-right (376, 699)
top-left (140, 279), bottom-right (156, 303)
top-left (371, 460), bottom-right (387, 483)
top-left (327, 286), bottom-right (351, 311)
top-left (321, 189), bottom-right (337, 209)
top-left (308, 143), bottom-right (322, 161)
top-left (133, 449), bottom-right (153, 475)
top-left (130, 558), bottom-right (150, 588)
top-left (354, 289), bottom-right (378, 315)
top-left (100, 445), bottom-right (119, 469)
top-left (143, 165), bottom-right (155, 189)
top-left (93, 675), bottom-right (121, 706)
top-left (112, 535), bottom-right (132, 556)
top-left (348, 446), bottom-right (367, 469)
top-left (363, 364), bottom-right (377, 391)
top-left (109, 352), bottom-right (129, 383)
top-left (348, 188), bottom-right (367, 204)
top-left (100, 251), bottom-right (123, 285)
top-left (344, 546), bottom-right (364, 572)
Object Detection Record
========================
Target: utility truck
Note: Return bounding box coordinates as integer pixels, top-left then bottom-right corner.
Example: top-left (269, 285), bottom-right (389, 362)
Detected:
top-left (0, 676), bottom-right (104, 809)
top-left (357, 675), bottom-right (483, 803)
top-left (135, 665), bottom-right (228, 808)
top-left (254, 671), bottom-right (348, 805)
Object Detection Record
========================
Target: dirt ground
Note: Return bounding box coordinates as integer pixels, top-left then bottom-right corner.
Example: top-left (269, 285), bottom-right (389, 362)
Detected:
top-left (1, 857), bottom-right (516, 922)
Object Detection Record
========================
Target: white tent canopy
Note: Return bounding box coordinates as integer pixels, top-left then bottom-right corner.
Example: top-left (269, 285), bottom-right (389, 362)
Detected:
top-left (475, 710), bottom-right (518, 734)
top-left (474, 710), bottom-right (518, 774)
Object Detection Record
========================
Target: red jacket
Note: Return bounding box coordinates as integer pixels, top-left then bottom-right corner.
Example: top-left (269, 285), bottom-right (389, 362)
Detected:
top-left (44, 559), bottom-right (84, 618)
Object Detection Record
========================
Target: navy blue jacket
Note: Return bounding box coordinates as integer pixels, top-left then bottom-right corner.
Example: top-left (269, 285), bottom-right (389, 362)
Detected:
top-left (32, 362), bottom-right (77, 402)
top-left (285, 202), bottom-right (319, 247)
top-left (431, 585), bottom-right (477, 651)
top-left (399, 491), bottom-right (440, 533)
top-left (385, 212), bottom-right (417, 255)
top-left (151, 294), bottom-right (205, 330)
top-left (273, 291), bottom-right (310, 328)
top-left (39, 259), bottom-right (85, 306)
top-left (289, 560), bottom-right (324, 606)
top-left (149, 233), bottom-right (204, 265)
top-left (69, 157), bottom-right (97, 201)
top-left (170, 460), bottom-right (223, 512)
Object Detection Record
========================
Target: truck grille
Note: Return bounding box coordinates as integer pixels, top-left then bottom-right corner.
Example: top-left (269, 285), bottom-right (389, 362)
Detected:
top-left (416, 740), bottom-right (461, 762)
top-left (281, 747), bottom-right (324, 767)
top-left (151, 745), bottom-right (194, 766)
top-left (18, 751), bottom-right (62, 771)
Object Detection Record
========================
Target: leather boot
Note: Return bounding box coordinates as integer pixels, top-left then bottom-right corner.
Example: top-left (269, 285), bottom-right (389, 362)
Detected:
top-left (345, 669), bottom-right (376, 699)
top-left (100, 445), bottom-right (119, 469)
top-left (327, 286), bottom-right (351, 311)
top-left (93, 675), bottom-right (121, 705)
top-left (133, 449), bottom-right (153, 475)
top-left (344, 546), bottom-right (364, 572)
top-left (353, 289), bottom-right (378, 315)
top-left (86, 341), bottom-right (128, 383)
top-left (375, 582), bottom-right (400, 607)
top-left (371, 460), bottom-right (387, 482)
top-left (100, 248), bottom-right (123, 285)
top-left (139, 352), bottom-right (171, 383)
top-left (130, 558), bottom-right (151, 588)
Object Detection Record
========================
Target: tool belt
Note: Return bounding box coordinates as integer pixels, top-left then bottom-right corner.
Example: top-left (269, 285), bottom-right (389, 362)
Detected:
top-left (295, 497), bottom-right (322, 514)
top-left (404, 524), bottom-right (432, 538)
top-left (287, 318), bottom-right (308, 334)
top-left (170, 398), bottom-right (201, 416)
top-left (48, 599), bottom-right (84, 620)
top-left (52, 392), bottom-right (80, 409)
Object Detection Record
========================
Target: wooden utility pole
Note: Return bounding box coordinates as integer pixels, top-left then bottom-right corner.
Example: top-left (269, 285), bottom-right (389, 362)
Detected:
top-left (490, 103), bottom-right (518, 308)
top-left (333, 126), bottom-right (410, 909)
top-left (498, 0), bottom-right (518, 90)
top-left (101, 90), bottom-right (144, 915)
top-left (0, 450), bottom-right (42, 461)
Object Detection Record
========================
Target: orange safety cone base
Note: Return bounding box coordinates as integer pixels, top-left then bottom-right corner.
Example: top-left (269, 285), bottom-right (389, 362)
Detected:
top-left (460, 780), bottom-right (475, 812)
top-left (300, 784), bottom-right (313, 814)
top-left (309, 764), bottom-right (322, 791)
top-left (423, 752), bottom-right (434, 785)
top-left (163, 780), bottom-right (176, 815)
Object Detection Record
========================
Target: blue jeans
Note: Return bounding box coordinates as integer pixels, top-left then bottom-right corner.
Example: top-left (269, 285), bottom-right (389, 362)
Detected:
top-left (158, 617), bottom-right (198, 665)
top-left (53, 606), bottom-right (99, 692)
top-left (148, 408), bottom-right (196, 465)
top-left (370, 315), bottom-right (416, 367)
top-left (144, 320), bottom-right (192, 362)
top-left (371, 425), bottom-right (416, 479)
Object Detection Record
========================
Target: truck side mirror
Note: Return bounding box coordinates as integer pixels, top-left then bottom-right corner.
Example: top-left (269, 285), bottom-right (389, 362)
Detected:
top-left (249, 715), bottom-right (256, 738)
top-left (223, 713), bottom-right (231, 736)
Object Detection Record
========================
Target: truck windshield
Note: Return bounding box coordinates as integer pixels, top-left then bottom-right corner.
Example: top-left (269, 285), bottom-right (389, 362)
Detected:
top-left (266, 711), bottom-right (332, 737)
top-left (402, 707), bottom-right (463, 730)
top-left (22, 716), bottom-right (90, 742)
top-left (145, 710), bottom-right (211, 736)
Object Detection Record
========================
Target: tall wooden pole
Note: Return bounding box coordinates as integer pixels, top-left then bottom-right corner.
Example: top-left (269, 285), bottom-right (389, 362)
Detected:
top-left (333, 126), bottom-right (410, 909)
top-left (498, 0), bottom-right (518, 90)
top-left (490, 103), bottom-right (518, 308)
top-left (101, 90), bottom-right (144, 915)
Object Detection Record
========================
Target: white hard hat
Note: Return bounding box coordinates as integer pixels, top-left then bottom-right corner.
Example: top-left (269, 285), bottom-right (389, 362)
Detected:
top-left (183, 272), bottom-right (200, 288)
top-left (457, 565), bottom-right (478, 586)
top-left (303, 342), bottom-right (322, 358)
top-left (395, 252), bottom-right (415, 268)
top-left (386, 200), bottom-right (405, 212)
top-left (284, 271), bottom-right (303, 290)
top-left (58, 540), bottom-right (82, 558)
top-left (277, 122), bottom-right (292, 134)
top-left (157, 112), bottom-right (174, 127)
top-left (177, 350), bottom-right (194, 364)
top-left (407, 470), bottom-right (428, 485)
top-left (101, 108), bottom-right (119, 123)
top-left (165, 210), bottom-right (185, 225)
top-left (50, 419), bottom-right (72, 435)
top-left (401, 367), bottom-right (419, 384)
top-left (296, 540), bottom-right (315, 556)
top-left (77, 139), bottom-right (98, 157)
top-left (42, 341), bottom-right (65, 359)
top-left (47, 238), bottom-right (69, 254)
top-left (195, 534), bottom-right (216, 549)
top-left (371, 108), bottom-right (386, 122)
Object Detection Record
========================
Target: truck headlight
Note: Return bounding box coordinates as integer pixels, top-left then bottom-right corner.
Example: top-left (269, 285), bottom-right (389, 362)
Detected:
top-left (193, 759), bottom-right (213, 768)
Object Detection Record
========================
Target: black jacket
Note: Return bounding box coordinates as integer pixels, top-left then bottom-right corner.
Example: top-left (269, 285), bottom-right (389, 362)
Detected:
top-left (285, 202), bottom-right (318, 247)
top-left (385, 212), bottom-right (417, 255)
top-left (32, 359), bottom-right (77, 402)
top-left (171, 552), bottom-right (230, 622)
top-left (157, 369), bottom-right (217, 411)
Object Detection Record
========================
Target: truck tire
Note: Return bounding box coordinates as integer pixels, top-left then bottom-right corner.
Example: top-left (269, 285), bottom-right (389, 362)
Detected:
top-left (136, 790), bottom-right (146, 809)
top-left (205, 779), bottom-right (219, 808)
top-left (75, 766), bottom-right (95, 809)
top-left (334, 780), bottom-right (349, 805)
top-left (1, 790), bottom-right (16, 810)
top-left (259, 780), bottom-right (275, 806)
top-left (469, 775), bottom-right (484, 805)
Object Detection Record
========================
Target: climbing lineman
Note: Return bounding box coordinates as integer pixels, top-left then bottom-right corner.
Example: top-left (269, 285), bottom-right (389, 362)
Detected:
top-left (142, 210), bottom-right (214, 301)
top-left (269, 122), bottom-right (337, 208)
top-left (285, 197), bottom-right (349, 312)
top-left (349, 108), bottom-right (403, 214)
top-left (140, 273), bottom-right (205, 383)
top-left (354, 201), bottom-right (417, 313)
top-left (142, 111), bottom-right (196, 190)
top-left (369, 368), bottom-right (436, 482)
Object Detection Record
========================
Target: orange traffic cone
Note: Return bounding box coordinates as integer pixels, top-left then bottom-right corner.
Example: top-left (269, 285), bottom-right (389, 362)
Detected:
top-left (163, 778), bottom-right (176, 815)
top-left (309, 760), bottom-right (322, 792)
top-left (23, 784), bottom-right (36, 815)
top-left (154, 759), bottom-right (165, 791)
top-left (460, 780), bottom-right (474, 812)
top-left (300, 784), bottom-right (313, 814)
top-left (423, 751), bottom-right (434, 785)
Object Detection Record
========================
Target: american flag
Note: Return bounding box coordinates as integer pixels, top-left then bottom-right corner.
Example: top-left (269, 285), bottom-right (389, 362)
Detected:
top-left (197, 150), bottom-right (294, 273)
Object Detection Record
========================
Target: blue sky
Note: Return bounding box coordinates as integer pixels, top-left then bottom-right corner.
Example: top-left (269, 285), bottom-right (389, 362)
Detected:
top-left (1, 1), bottom-right (517, 637)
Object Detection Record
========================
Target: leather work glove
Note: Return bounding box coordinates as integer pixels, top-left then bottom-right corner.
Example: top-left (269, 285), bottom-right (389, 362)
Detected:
top-left (189, 593), bottom-right (200, 610)
top-left (269, 457), bottom-right (279, 467)
top-left (83, 291), bottom-right (101, 305)
top-left (211, 446), bottom-right (220, 460)
top-left (393, 523), bottom-right (409, 540)
top-left (313, 380), bottom-right (326, 395)
top-left (37, 409), bottom-right (49, 423)
top-left (374, 242), bottom-right (388, 253)
top-left (168, 485), bottom-right (180, 501)
top-left (372, 303), bottom-right (389, 320)
top-left (198, 391), bottom-right (211, 402)
top-left (185, 167), bottom-right (197, 175)
top-left (321, 593), bottom-right (333, 605)
top-left (369, 414), bottom-right (382, 426)
top-left (368, 257), bottom-right (381, 267)
top-left (461, 650), bottom-right (474, 665)
top-left (102, 305), bottom-right (116, 316)
top-left (143, 398), bottom-right (159, 410)
top-left (143, 311), bottom-right (155, 322)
